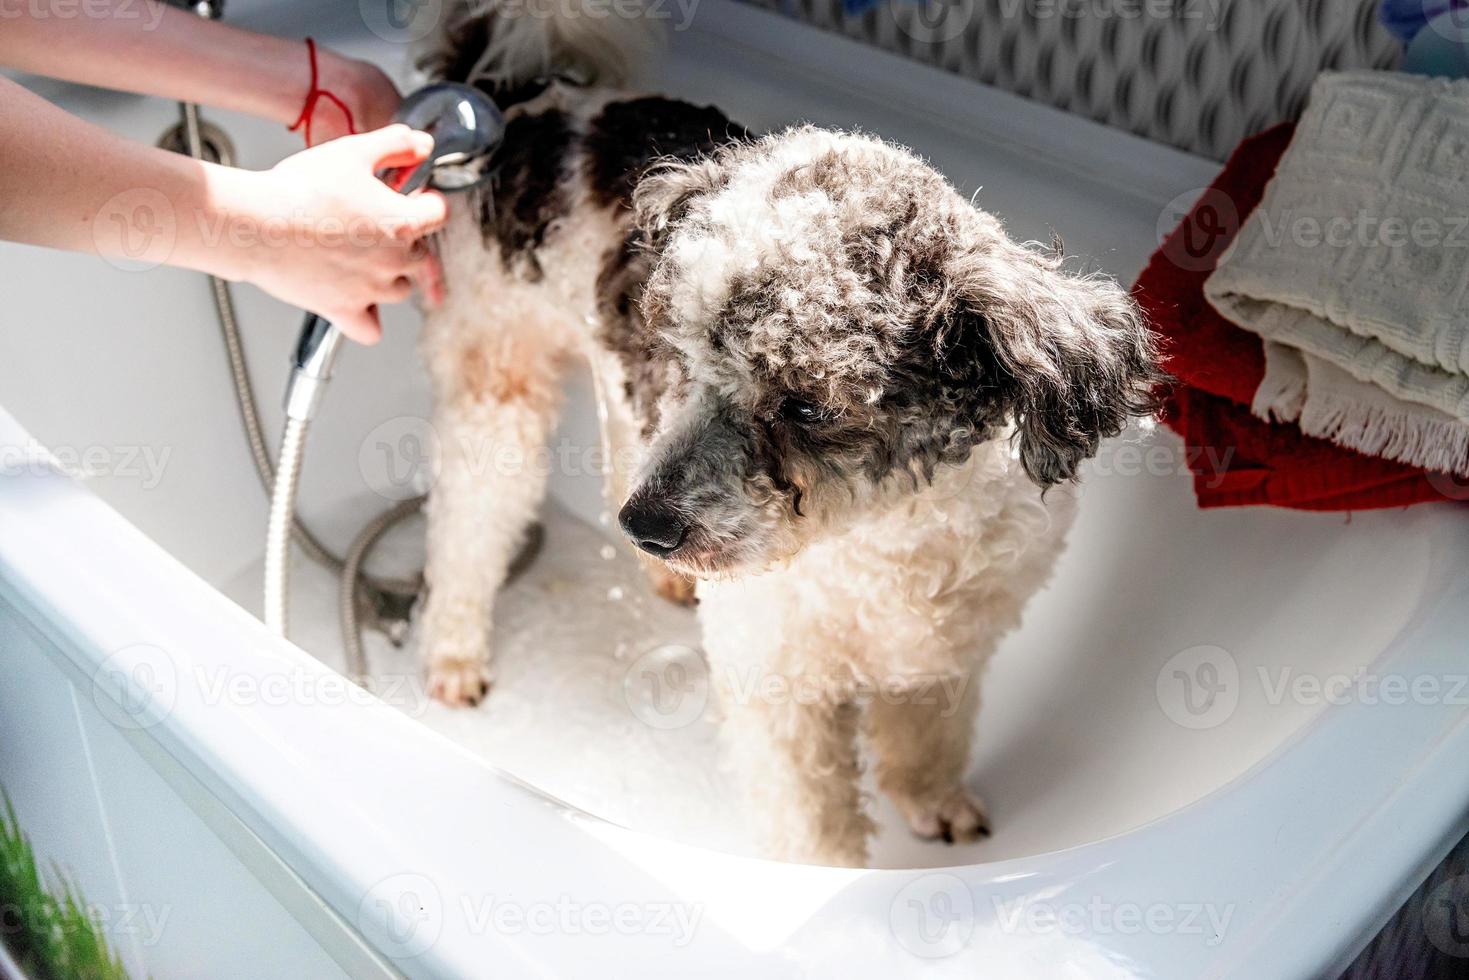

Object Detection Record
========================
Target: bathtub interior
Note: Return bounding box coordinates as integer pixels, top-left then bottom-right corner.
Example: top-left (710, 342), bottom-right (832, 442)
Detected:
top-left (0, 0), bottom-right (1458, 875)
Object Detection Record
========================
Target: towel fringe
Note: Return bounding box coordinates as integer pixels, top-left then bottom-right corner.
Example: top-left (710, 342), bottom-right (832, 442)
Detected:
top-left (1298, 389), bottom-right (1469, 478)
top-left (1251, 362), bottom-right (1306, 423)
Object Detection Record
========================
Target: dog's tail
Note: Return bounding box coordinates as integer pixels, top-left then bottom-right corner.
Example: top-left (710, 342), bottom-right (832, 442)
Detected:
top-left (421, 0), bottom-right (659, 95)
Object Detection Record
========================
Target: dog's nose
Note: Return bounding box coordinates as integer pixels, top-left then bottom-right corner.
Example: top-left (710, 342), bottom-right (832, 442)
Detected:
top-left (618, 498), bottom-right (688, 558)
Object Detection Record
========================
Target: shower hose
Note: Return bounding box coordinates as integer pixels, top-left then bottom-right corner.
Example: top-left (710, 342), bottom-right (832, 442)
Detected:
top-left (173, 101), bottom-right (540, 683)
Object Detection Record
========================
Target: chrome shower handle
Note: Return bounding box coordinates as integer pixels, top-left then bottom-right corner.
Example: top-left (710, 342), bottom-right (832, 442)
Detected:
top-left (283, 313), bottom-right (345, 422)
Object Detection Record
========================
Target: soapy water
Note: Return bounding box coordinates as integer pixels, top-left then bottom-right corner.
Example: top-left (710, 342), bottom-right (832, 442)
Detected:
top-left (224, 496), bottom-right (753, 852)
top-left (222, 494), bottom-right (979, 865)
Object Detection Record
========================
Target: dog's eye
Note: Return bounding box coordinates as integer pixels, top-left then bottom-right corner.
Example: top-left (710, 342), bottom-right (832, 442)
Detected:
top-left (779, 398), bottom-right (825, 425)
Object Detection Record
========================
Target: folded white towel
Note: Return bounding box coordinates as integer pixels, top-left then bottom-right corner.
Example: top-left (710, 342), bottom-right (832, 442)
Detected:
top-left (1204, 70), bottom-right (1469, 476)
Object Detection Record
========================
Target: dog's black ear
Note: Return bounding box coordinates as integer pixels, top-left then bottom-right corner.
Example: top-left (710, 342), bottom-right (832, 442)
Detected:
top-left (950, 245), bottom-right (1164, 487)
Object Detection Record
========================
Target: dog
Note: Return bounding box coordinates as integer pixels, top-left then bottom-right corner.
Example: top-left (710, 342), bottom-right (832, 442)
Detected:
top-left (415, 0), bottom-right (1161, 867)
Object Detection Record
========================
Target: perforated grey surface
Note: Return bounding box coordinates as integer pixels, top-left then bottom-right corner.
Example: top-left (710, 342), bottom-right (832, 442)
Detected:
top-left (754, 0), bottom-right (1404, 159)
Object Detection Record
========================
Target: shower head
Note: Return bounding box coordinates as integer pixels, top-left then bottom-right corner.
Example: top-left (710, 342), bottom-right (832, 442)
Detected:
top-left (384, 82), bottom-right (505, 195)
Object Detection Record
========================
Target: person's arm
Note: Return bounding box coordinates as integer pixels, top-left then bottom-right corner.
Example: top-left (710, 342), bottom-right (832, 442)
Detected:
top-left (0, 0), bottom-right (398, 143)
top-left (0, 76), bottom-right (445, 343)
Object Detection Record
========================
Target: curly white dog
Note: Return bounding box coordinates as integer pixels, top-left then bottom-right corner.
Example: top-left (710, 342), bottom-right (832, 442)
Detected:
top-left (416, 0), bottom-right (1160, 867)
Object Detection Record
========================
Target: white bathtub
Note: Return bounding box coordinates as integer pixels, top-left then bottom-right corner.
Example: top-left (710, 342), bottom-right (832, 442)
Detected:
top-left (4, 1), bottom-right (1469, 976)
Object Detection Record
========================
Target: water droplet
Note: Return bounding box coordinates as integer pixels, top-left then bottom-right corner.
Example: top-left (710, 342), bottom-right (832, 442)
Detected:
top-left (607, 586), bottom-right (625, 602)
top-left (598, 511), bottom-right (612, 527)
top-left (600, 544), bottom-right (617, 561)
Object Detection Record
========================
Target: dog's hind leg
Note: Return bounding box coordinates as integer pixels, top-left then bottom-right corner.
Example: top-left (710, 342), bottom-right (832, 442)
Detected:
top-left (865, 674), bottom-right (989, 844)
top-left (419, 325), bottom-right (565, 706)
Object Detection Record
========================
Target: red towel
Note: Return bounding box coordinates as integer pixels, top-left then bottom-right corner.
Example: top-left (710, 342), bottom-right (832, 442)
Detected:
top-left (1133, 123), bottom-right (1459, 510)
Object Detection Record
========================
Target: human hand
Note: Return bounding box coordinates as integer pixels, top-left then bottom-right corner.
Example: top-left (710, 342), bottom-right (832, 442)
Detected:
top-left (209, 125), bottom-right (448, 344)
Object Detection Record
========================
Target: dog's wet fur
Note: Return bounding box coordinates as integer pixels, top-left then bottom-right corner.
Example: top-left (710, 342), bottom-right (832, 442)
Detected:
top-left (416, 0), bottom-right (1162, 866)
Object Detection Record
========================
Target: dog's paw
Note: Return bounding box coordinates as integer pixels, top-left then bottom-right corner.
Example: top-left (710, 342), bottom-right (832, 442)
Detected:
top-left (905, 789), bottom-right (990, 844)
top-left (649, 566), bottom-right (698, 607)
top-left (426, 656), bottom-right (490, 707)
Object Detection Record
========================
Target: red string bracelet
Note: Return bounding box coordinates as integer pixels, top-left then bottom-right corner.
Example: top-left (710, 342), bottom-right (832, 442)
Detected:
top-left (287, 38), bottom-right (357, 147)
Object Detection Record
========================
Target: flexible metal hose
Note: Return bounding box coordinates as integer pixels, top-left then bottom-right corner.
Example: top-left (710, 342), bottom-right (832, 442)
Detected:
top-left (263, 415), bottom-right (308, 633)
top-left (338, 496), bottom-right (423, 682)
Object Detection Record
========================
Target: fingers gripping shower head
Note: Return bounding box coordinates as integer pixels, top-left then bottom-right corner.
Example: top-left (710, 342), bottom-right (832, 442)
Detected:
top-left (384, 82), bottom-right (506, 194)
top-left (285, 83), bottom-right (505, 422)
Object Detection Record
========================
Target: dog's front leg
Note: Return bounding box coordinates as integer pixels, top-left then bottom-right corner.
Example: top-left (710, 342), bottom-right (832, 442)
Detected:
top-left (420, 337), bottom-right (561, 706)
top-left (718, 678), bottom-right (874, 867)
top-left (865, 675), bottom-right (988, 844)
